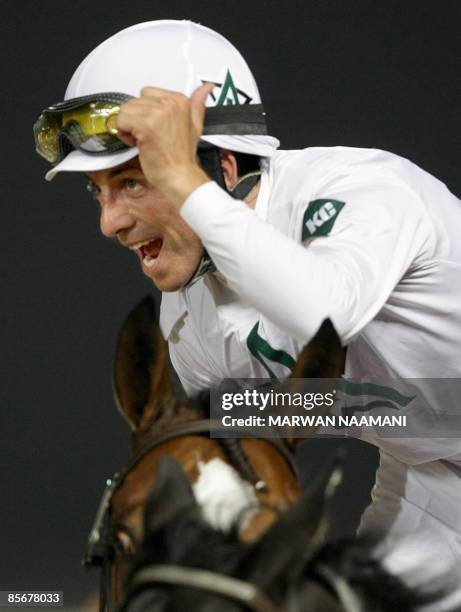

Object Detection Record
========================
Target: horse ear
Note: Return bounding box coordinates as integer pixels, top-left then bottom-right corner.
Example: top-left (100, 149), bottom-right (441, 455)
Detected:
top-left (143, 456), bottom-right (197, 536)
top-left (290, 318), bottom-right (346, 378)
top-left (241, 453), bottom-right (343, 589)
top-left (113, 295), bottom-right (175, 430)
top-left (284, 318), bottom-right (345, 449)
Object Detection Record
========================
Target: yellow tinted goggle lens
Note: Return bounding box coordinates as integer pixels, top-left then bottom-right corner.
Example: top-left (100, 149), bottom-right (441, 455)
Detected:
top-left (62, 102), bottom-right (120, 135)
top-left (34, 101), bottom-right (121, 164)
top-left (34, 114), bottom-right (60, 163)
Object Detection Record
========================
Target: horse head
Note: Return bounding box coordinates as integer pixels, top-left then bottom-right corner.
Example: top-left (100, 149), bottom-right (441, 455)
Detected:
top-left (91, 295), bottom-right (344, 609)
top-left (120, 455), bottom-right (421, 612)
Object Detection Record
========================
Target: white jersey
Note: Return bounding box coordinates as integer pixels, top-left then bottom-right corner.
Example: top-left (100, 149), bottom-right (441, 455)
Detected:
top-left (160, 146), bottom-right (461, 606)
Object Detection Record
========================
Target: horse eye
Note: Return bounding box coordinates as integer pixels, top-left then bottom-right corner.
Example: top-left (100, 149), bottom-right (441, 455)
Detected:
top-left (115, 529), bottom-right (137, 555)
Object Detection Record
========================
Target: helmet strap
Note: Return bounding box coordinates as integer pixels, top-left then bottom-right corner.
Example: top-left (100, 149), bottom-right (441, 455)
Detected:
top-left (185, 144), bottom-right (261, 289)
top-left (197, 143), bottom-right (228, 191)
top-left (197, 143), bottom-right (261, 200)
top-left (228, 170), bottom-right (261, 201)
top-left (184, 250), bottom-right (217, 288)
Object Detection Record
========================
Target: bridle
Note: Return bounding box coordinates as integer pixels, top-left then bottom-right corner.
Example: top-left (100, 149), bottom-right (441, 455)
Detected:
top-left (84, 422), bottom-right (362, 612)
top-left (83, 418), bottom-right (299, 612)
top-left (121, 481), bottom-right (365, 612)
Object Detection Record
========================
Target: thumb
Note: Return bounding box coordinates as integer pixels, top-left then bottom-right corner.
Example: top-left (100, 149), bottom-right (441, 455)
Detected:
top-left (116, 129), bottom-right (138, 148)
top-left (190, 82), bottom-right (215, 136)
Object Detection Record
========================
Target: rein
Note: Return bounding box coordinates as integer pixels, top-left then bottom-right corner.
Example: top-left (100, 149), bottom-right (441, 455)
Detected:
top-left (129, 564), bottom-right (280, 612)
top-left (124, 545), bottom-right (364, 612)
top-left (125, 562), bottom-right (365, 612)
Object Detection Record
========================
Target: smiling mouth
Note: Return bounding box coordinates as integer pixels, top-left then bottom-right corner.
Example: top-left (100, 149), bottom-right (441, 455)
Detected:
top-left (130, 238), bottom-right (164, 268)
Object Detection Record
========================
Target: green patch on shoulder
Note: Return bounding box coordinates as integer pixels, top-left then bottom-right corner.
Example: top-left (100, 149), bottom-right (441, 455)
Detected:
top-left (302, 199), bottom-right (345, 240)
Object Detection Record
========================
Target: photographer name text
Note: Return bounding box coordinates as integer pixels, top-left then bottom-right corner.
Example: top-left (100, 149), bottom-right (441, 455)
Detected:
top-left (221, 414), bottom-right (407, 428)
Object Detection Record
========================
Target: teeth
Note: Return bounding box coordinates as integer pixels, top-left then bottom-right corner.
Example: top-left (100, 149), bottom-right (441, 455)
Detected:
top-left (129, 238), bottom-right (154, 251)
top-left (144, 254), bottom-right (158, 268)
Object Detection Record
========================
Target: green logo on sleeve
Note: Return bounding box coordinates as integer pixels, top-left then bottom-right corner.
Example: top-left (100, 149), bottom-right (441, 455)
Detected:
top-left (302, 199), bottom-right (345, 240)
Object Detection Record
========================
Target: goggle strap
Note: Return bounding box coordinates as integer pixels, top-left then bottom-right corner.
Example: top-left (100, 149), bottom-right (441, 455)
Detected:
top-left (36, 95), bottom-right (268, 165)
top-left (44, 95), bottom-right (267, 135)
top-left (44, 92), bottom-right (133, 114)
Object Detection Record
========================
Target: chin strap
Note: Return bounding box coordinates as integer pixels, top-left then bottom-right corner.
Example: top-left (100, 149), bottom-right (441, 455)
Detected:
top-left (184, 171), bottom-right (261, 288)
top-left (196, 142), bottom-right (261, 201)
top-left (229, 170), bottom-right (261, 201)
top-left (185, 252), bottom-right (217, 287)
top-left (184, 145), bottom-right (261, 288)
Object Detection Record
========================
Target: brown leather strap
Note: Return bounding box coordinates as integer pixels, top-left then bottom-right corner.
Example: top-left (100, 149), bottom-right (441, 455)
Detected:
top-left (120, 420), bottom-right (299, 492)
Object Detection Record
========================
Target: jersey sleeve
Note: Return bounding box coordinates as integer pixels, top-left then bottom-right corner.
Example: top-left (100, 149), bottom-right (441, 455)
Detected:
top-left (180, 177), bottom-right (434, 345)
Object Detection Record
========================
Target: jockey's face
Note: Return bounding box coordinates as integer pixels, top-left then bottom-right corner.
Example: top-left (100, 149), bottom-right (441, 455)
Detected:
top-left (87, 157), bottom-right (204, 291)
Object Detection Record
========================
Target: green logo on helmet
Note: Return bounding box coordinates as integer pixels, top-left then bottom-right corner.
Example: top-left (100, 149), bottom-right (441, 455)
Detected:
top-left (204, 69), bottom-right (253, 106)
top-left (217, 70), bottom-right (240, 105)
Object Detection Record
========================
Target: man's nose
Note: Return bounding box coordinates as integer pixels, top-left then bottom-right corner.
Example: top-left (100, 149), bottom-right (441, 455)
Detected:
top-left (99, 195), bottom-right (134, 238)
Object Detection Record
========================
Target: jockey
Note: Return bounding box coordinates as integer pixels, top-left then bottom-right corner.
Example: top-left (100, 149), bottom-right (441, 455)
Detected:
top-left (34, 20), bottom-right (461, 609)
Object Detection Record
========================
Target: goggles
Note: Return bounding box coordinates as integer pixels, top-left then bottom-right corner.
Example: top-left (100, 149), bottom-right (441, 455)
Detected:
top-left (33, 93), bottom-right (133, 165)
top-left (34, 91), bottom-right (269, 166)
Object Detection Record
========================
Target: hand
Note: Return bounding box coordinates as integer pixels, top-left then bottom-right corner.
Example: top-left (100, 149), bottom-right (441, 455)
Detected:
top-left (116, 82), bottom-right (215, 207)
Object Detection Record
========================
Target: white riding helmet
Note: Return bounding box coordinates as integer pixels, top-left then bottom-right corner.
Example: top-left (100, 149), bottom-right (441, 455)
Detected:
top-left (45, 19), bottom-right (279, 181)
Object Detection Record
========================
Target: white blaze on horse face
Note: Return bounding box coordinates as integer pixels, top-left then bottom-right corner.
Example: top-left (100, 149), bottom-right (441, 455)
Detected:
top-left (192, 458), bottom-right (259, 534)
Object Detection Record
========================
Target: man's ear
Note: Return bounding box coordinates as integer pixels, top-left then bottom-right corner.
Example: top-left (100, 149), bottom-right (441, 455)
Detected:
top-left (220, 149), bottom-right (239, 190)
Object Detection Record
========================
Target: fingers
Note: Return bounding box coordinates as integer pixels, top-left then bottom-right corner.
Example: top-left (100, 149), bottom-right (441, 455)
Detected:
top-left (116, 83), bottom-right (215, 146)
top-left (191, 81), bottom-right (216, 102)
top-left (104, 84), bottom-right (213, 200)
top-left (190, 82), bottom-right (215, 135)
top-left (116, 129), bottom-right (137, 148)
top-left (116, 97), bottom-right (174, 145)
top-left (140, 85), bottom-right (181, 98)
top-left (139, 83), bottom-right (214, 101)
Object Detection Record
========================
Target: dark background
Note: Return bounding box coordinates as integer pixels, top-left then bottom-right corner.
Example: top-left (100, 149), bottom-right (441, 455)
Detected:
top-left (1, 1), bottom-right (459, 608)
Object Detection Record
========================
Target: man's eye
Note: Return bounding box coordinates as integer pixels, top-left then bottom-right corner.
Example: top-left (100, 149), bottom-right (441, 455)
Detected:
top-left (86, 180), bottom-right (100, 199)
top-left (125, 178), bottom-right (141, 191)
